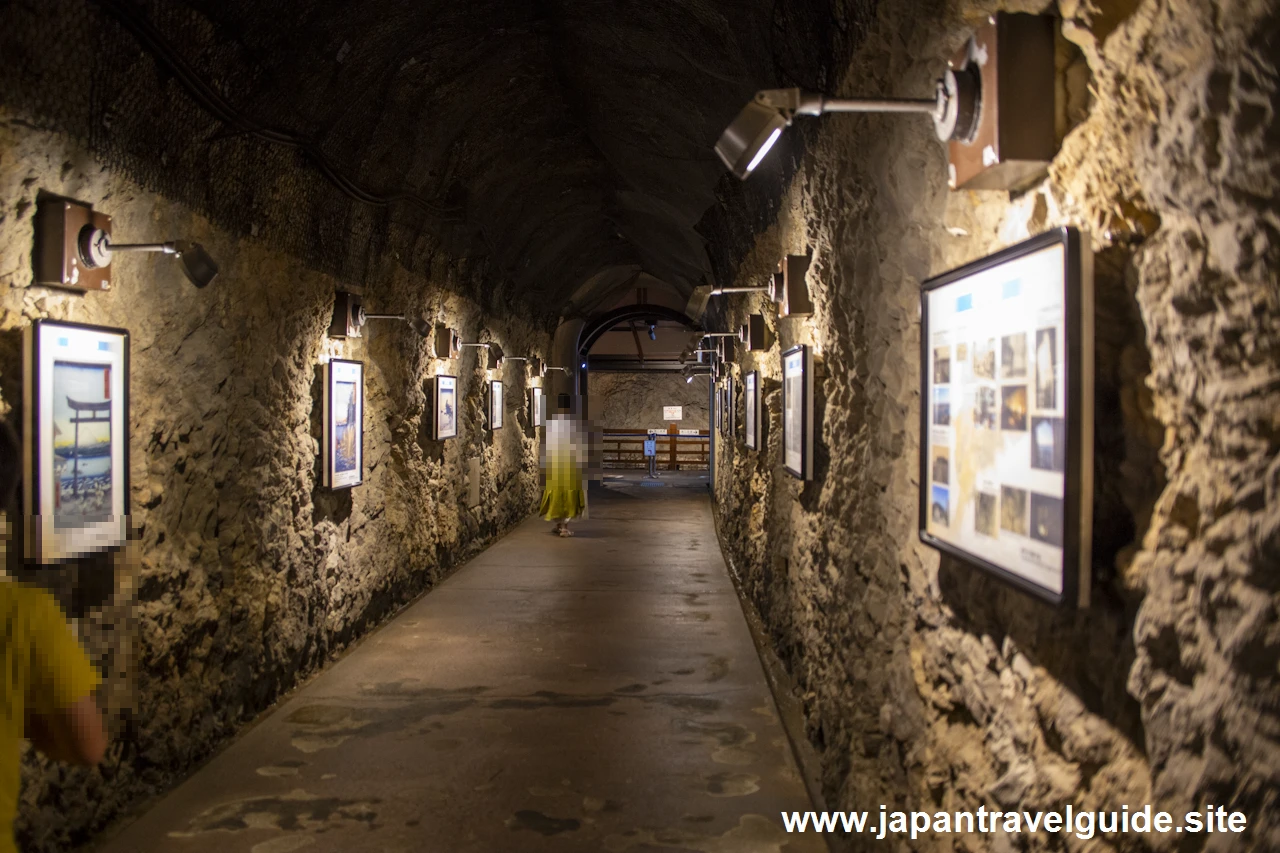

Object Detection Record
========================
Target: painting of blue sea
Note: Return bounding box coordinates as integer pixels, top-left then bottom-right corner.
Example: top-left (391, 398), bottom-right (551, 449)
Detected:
top-left (52, 360), bottom-right (113, 521)
top-left (334, 380), bottom-right (358, 472)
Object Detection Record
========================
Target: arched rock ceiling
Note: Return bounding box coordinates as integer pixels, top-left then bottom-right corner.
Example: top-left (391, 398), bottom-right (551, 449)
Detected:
top-left (175, 0), bottom-right (842, 316)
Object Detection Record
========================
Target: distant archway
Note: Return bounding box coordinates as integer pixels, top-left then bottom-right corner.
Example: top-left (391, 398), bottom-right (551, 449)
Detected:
top-left (576, 304), bottom-right (698, 357)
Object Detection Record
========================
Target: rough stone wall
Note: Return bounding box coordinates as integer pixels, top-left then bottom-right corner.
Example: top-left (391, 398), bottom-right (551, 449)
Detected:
top-left (0, 118), bottom-right (548, 851)
top-left (708, 0), bottom-right (1279, 850)
top-left (587, 372), bottom-right (711, 431)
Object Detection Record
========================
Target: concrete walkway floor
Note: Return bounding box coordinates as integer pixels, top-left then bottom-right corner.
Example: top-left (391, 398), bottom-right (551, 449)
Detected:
top-left (93, 472), bottom-right (824, 853)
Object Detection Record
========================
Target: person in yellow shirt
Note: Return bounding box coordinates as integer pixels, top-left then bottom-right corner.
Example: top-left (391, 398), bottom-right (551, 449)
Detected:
top-left (0, 422), bottom-right (106, 853)
top-left (0, 583), bottom-right (106, 852)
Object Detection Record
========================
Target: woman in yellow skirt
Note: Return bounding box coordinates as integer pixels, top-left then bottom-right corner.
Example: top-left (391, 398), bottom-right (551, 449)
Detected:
top-left (540, 414), bottom-right (586, 536)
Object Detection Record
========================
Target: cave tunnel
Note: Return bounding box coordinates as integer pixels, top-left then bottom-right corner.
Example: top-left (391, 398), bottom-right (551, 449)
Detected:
top-left (0, 0), bottom-right (1277, 851)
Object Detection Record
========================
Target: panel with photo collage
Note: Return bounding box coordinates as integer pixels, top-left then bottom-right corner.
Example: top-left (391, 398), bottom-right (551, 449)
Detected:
top-left (919, 228), bottom-right (1091, 606)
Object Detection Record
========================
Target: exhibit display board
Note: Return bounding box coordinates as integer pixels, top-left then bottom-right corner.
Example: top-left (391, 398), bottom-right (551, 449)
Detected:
top-left (919, 227), bottom-right (1093, 607)
top-left (489, 380), bottom-right (503, 429)
top-left (323, 359), bottom-right (364, 489)
top-left (434, 375), bottom-right (458, 439)
top-left (744, 371), bottom-right (759, 450)
top-left (663, 406), bottom-right (682, 420)
top-left (24, 319), bottom-right (130, 562)
top-left (782, 345), bottom-right (813, 480)
top-left (530, 386), bottom-right (543, 427)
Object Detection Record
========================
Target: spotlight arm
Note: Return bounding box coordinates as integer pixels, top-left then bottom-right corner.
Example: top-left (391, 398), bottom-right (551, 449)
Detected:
top-left (754, 87), bottom-right (941, 121)
top-left (103, 241), bottom-right (180, 254)
top-left (710, 285), bottom-right (770, 295)
top-left (76, 227), bottom-right (220, 288)
top-left (354, 309), bottom-right (431, 337)
top-left (809, 96), bottom-right (939, 115)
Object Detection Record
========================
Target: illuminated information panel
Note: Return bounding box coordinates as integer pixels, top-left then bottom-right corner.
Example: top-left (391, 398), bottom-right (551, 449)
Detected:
top-left (919, 228), bottom-right (1093, 607)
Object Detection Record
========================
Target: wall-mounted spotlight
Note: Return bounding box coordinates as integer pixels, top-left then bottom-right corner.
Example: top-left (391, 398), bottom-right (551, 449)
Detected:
top-left (717, 88), bottom-right (942, 180)
top-left (36, 197), bottom-right (218, 290)
top-left (708, 335), bottom-right (735, 363)
top-left (329, 291), bottom-right (431, 338)
top-left (498, 355), bottom-right (536, 371)
top-left (715, 13), bottom-right (1055, 191)
top-left (540, 364), bottom-right (571, 379)
top-left (682, 363), bottom-right (712, 383)
top-left (739, 314), bottom-right (774, 351)
top-left (458, 341), bottom-right (504, 370)
top-left (432, 324), bottom-right (461, 359)
top-left (777, 254), bottom-right (813, 318)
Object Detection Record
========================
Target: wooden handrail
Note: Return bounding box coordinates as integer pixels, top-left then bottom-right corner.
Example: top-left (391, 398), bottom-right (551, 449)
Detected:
top-left (601, 429), bottom-right (709, 471)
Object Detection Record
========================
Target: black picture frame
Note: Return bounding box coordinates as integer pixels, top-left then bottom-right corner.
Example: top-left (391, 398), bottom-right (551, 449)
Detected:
top-left (722, 375), bottom-right (734, 439)
top-left (434, 374), bottom-right (458, 440)
top-left (23, 318), bottom-right (131, 563)
top-left (918, 226), bottom-right (1093, 608)
top-left (489, 379), bottom-right (503, 430)
top-left (745, 370), bottom-right (760, 450)
top-left (714, 380), bottom-right (722, 434)
top-left (781, 344), bottom-right (813, 480)
top-left (530, 386), bottom-right (543, 427)
top-left (322, 359), bottom-right (364, 489)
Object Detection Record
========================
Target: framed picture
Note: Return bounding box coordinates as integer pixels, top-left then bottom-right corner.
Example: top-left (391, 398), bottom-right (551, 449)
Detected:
top-left (489, 380), bottom-right (503, 430)
top-left (713, 381), bottom-right (722, 433)
top-left (745, 371), bottom-right (760, 450)
top-left (782, 345), bottom-right (813, 479)
top-left (721, 376), bottom-right (734, 438)
top-left (918, 227), bottom-right (1093, 607)
top-left (23, 319), bottom-right (130, 563)
top-left (434, 375), bottom-right (458, 440)
top-left (530, 386), bottom-right (543, 427)
top-left (322, 359), bottom-right (363, 489)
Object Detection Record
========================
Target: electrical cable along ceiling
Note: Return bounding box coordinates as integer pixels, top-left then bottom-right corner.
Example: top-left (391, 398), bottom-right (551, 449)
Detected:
top-left (0, 0), bottom-right (865, 317)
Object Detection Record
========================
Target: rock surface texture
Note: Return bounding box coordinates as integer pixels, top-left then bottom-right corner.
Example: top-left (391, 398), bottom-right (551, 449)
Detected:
top-left (0, 119), bottom-right (548, 850)
top-left (707, 0), bottom-right (1279, 850)
top-left (0, 2), bottom-right (856, 847)
top-left (588, 372), bottom-right (711, 431)
top-left (0, 0), bottom-right (1275, 850)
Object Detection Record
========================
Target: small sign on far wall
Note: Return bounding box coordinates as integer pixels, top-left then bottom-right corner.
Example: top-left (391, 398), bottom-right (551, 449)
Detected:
top-left (663, 406), bottom-right (683, 420)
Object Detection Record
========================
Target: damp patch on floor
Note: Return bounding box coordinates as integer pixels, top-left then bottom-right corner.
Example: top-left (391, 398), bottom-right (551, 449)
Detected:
top-left (704, 772), bottom-right (761, 797)
top-left (506, 809), bottom-right (582, 835)
top-left (256, 760), bottom-right (305, 778)
top-left (168, 789), bottom-right (379, 838)
top-left (675, 719), bottom-right (759, 766)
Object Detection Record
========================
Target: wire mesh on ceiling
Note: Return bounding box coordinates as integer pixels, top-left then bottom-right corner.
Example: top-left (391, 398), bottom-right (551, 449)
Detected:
top-left (0, 0), bottom-right (468, 293)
